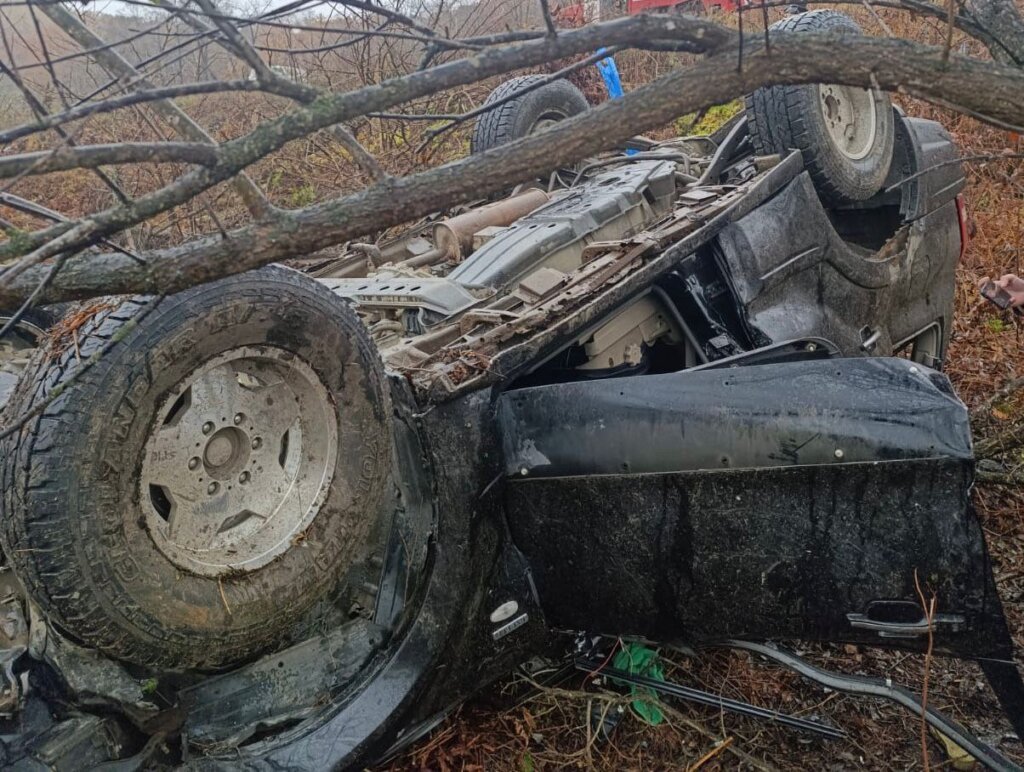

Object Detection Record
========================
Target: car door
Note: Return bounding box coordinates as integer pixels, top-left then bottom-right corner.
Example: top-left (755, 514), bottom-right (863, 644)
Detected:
top-left (499, 355), bottom-right (1015, 664)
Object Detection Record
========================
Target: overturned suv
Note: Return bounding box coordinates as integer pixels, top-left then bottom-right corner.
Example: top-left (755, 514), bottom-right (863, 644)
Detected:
top-left (1, 12), bottom-right (1022, 770)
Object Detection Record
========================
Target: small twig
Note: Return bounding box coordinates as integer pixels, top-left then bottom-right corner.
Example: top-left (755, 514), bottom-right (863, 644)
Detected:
top-left (539, 0), bottom-right (558, 37)
top-left (218, 577), bottom-right (232, 615)
top-left (973, 415), bottom-right (1024, 459)
top-left (368, 111), bottom-right (464, 121)
top-left (861, 0), bottom-right (895, 36)
top-left (688, 736), bottom-right (735, 771)
top-left (914, 569), bottom-right (936, 772)
top-left (943, 0), bottom-right (956, 62)
top-left (971, 374), bottom-right (1024, 418)
top-left (885, 151), bottom-right (1024, 192)
top-left (975, 465), bottom-right (1024, 485)
top-left (658, 701), bottom-right (779, 772)
top-left (583, 638), bottom-right (621, 684)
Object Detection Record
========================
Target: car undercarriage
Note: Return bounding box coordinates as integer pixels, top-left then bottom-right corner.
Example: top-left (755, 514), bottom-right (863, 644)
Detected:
top-left (1, 15), bottom-right (1023, 768)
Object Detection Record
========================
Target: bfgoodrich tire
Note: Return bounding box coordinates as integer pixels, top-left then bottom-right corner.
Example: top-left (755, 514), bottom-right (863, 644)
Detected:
top-left (0, 266), bottom-right (392, 669)
top-left (471, 75), bottom-right (590, 154)
top-left (744, 10), bottom-right (894, 206)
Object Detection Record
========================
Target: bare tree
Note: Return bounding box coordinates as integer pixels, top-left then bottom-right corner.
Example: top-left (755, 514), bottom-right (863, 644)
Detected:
top-left (1, 0), bottom-right (1024, 312)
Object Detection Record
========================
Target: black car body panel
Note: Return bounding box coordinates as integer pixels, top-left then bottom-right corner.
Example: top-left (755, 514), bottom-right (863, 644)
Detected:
top-left (501, 358), bottom-right (1009, 659)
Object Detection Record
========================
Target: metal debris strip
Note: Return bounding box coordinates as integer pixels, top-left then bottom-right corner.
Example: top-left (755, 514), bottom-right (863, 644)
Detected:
top-left (723, 641), bottom-right (1024, 772)
top-left (574, 656), bottom-right (847, 739)
top-left (399, 185), bottom-right (740, 398)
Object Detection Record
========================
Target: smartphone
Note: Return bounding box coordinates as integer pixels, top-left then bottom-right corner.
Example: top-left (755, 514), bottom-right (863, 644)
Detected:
top-left (980, 281), bottom-right (1024, 315)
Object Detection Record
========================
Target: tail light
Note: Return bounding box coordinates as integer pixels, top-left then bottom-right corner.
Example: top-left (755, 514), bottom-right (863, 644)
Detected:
top-left (955, 193), bottom-right (970, 262)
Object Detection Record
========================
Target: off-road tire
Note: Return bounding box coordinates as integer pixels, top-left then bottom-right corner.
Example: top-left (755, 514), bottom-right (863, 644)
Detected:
top-left (471, 75), bottom-right (590, 154)
top-left (744, 10), bottom-right (894, 206)
top-left (0, 266), bottom-right (392, 669)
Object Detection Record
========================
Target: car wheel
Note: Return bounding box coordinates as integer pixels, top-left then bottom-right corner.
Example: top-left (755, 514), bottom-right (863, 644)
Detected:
top-left (744, 10), bottom-right (894, 206)
top-left (470, 75), bottom-right (590, 154)
top-left (0, 266), bottom-right (393, 669)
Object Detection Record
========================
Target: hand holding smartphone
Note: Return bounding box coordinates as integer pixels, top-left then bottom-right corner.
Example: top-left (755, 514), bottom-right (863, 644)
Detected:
top-left (980, 280), bottom-right (1024, 316)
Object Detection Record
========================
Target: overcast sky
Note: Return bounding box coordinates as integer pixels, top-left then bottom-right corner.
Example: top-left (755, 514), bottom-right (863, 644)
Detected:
top-left (66, 0), bottom-right (316, 17)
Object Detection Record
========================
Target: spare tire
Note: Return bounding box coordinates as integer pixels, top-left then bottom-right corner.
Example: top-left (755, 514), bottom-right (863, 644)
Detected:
top-left (744, 10), bottom-right (894, 206)
top-left (0, 266), bottom-right (392, 669)
top-left (471, 75), bottom-right (590, 154)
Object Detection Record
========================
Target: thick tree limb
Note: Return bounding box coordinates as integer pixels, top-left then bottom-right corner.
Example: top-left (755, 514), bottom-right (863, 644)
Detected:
top-left (974, 418), bottom-right (1024, 460)
top-left (964, 0), bottom-right (1024, 64)
top-left (6, 29), bottom-right (1024, 305)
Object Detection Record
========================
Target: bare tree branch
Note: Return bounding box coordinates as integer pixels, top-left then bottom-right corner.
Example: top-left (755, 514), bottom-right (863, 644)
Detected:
top-left (158, 0), bottom-right (386, 182)
top-left (0, 143), bottom-right (221, 179)
top-left (2, 0), bottom-right (1024, 313)
top-left (37, 2), bottom-right (274, 219)
top-left (0, 13), bottom-right (735, 270)
top-left (0, 80), bottom-right (274, 145)
top-left (0, 20), bottom-right (133, 206)
top-left (539, 0), bottom-right (557, 38)
top-left (5, 25), bottom-right (1024, 305)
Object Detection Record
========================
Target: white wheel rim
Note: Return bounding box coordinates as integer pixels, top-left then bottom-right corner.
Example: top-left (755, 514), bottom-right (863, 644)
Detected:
top-left (818, 84), bottom-right (878, 161)
top-left (140, 346), bottom-right (337, 577)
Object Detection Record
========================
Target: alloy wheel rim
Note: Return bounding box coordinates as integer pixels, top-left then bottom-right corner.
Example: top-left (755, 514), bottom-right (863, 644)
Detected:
top-left (819, 84), bottom-right (878, 161)
top-left (140, 345), bottom-right (337, 577)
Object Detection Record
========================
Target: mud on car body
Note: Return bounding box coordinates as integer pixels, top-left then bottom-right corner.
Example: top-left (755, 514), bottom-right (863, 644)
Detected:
top-left (0, 11), bottom-right (1021, 770)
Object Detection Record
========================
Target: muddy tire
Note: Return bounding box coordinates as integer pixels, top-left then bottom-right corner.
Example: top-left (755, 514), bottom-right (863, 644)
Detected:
top-left (471, 75), bottom-right (589, 154)
top-left (744, 11), bottom-right (894, 206)
top-left (0, 266), bottom-right (392, 669)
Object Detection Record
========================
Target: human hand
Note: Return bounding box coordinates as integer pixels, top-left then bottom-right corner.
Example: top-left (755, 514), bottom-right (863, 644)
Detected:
top-left (978, 274), bottom-right (1024, 308)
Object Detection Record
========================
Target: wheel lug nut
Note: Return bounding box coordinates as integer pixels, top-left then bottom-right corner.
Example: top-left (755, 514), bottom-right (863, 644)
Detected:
top-left (234, 413), bottom-right (244, 425)
top-left (251, 437), bottom-right (262, 450)
top-left (188, 457), bottom-right (200, 470)
top-left (239, 471), bottom-right (250, 485)
top-left (202, 421), bottom-right (214, 435)
top-left (207, 482), bottom-right (219, 495)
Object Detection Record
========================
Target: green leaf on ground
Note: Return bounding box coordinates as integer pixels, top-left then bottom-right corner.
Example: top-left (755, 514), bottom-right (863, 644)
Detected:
top-left (612, 642), bottom-right (665, 726)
